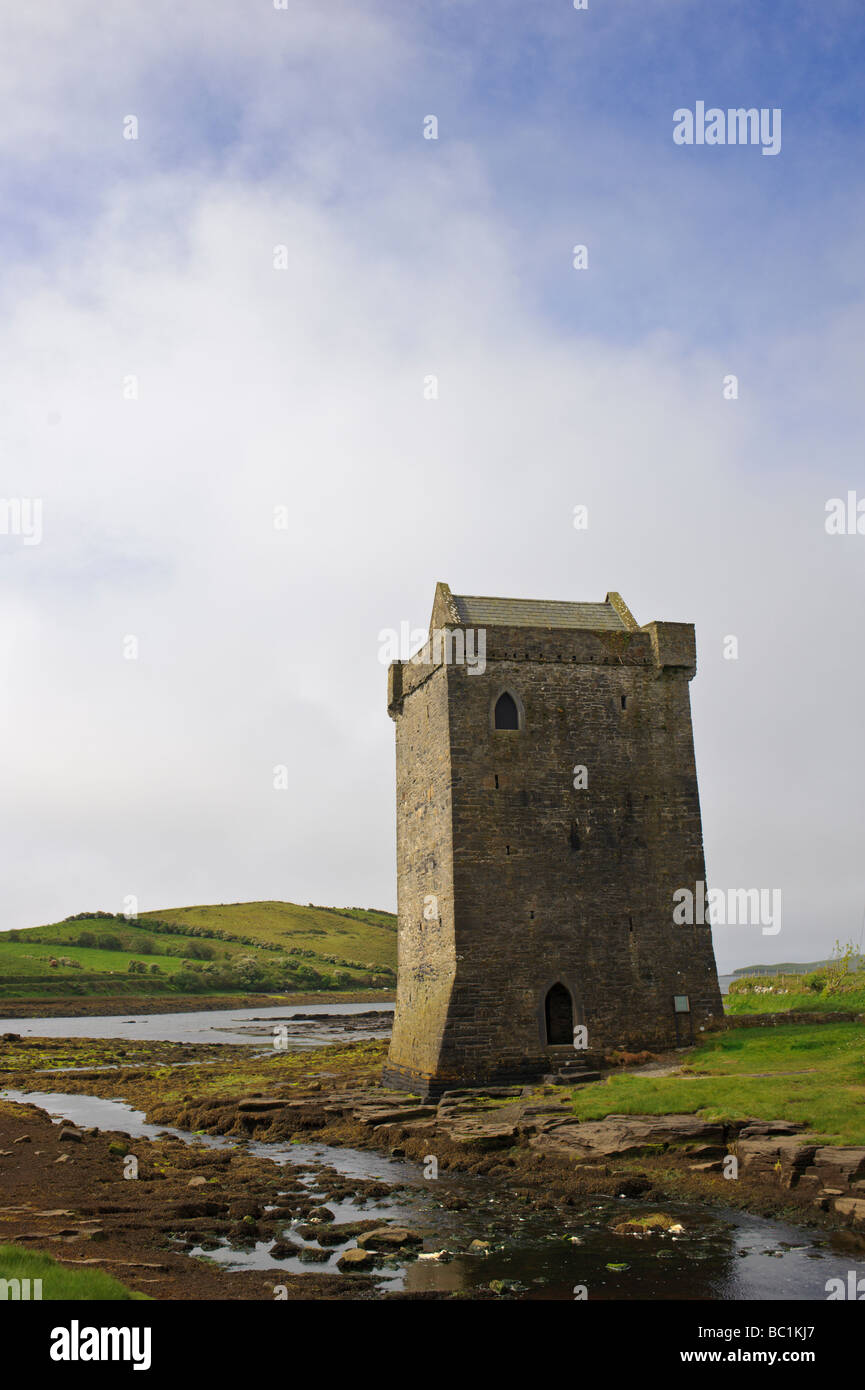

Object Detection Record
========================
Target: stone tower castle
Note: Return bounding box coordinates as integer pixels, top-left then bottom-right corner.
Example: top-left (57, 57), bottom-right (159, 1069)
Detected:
top-left (382, 583), bottom-right (722, 1095)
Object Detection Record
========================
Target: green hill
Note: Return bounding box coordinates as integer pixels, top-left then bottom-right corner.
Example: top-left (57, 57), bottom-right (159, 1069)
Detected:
top-left (0, 901), bottom-right (397, 1003)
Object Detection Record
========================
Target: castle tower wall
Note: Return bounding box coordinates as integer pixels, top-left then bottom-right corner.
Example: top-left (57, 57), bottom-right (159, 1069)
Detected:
top-left (385, 657), bottom-right (458, 1086)
top-left (383, 587), bottom-right (723, 1095)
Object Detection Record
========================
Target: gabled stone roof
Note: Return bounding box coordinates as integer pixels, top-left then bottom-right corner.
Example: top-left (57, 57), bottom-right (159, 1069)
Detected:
top-left (449, 592), bottom-right (633, 632)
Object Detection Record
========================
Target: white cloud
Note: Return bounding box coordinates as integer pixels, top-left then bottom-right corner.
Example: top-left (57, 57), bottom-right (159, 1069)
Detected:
top-left (0, 2), bottom-right (863, 975)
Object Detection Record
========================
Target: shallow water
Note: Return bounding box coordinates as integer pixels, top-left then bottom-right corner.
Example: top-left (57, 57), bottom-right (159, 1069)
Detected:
top-left (0, 1001), bottom-right (394, 1047)
top-left (4, 1087), bottom-right (862, 1300)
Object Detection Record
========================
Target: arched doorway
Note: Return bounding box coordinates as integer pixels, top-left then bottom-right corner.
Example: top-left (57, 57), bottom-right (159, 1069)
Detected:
top-left (545, 982), bottom-right (574, 1045)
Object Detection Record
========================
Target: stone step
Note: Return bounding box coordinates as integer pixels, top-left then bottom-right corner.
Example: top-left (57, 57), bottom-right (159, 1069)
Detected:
top-left (542, 1069), bottom-right (601, 1086)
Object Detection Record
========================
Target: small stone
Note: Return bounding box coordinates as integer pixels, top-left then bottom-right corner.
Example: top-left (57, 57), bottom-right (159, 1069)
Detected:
top-left (337, 1247), bottom-right (374, 1270)
top-left (270, 1239), bottom-right (301, 1259)
top-left (58, 1128), bottom-right (83, 1143)
top-left (187, 1176), bottom-right (208, 1187)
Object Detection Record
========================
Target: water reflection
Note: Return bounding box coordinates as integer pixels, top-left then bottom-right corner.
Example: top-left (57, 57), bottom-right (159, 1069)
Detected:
top-left (0, 1002), bottom-right (394, 1047)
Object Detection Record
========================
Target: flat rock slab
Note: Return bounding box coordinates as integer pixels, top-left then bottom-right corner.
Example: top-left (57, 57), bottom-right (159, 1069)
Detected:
top-left (356, 1227), bottom-right (423, 1251)
top-left (236, 1099), bottom-right (288, 1114)
top-left (354, 1106), bottom-right (438, 1126)
top-left (530, 1113), bottom-right (727, 1159)
top-left (736, 1137), bottom-right (818, 1177)
top-left (812, 1147), bottom-right (865, 1179)
top-left (439, 1088), bottom-right (524, 1100)
top-left (738, 1120), bottom-right (804, 1138)
top-left (833, 1197), bottom-right (865, 1230)
top-left (440, 1116), bottom-right (520, 1149)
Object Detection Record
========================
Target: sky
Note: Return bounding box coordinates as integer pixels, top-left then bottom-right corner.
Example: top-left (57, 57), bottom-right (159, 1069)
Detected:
top-left (1, 0), bottom-right (864, 973)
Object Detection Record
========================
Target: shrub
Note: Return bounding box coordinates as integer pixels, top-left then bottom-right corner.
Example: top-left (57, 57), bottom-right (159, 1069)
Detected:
top-left (802, 972), bottom-right (827, 992)
top-left (184, 941), bottom-right (214, 961)
top-left (173, 970), bottom-right (206, 993)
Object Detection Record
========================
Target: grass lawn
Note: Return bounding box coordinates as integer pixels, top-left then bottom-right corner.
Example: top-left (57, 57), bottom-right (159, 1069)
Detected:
top-left (0, 1245), bottom-right (148, 1299)
top-left (0, 942), bottom-right (190, 976)
top-left (567, 1023), bottom-right (865, 1144)
top-left (726, 983), bottom-right (865, 1014)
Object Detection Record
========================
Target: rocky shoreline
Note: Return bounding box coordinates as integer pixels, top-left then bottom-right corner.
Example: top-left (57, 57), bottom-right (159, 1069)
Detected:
top-left (152, 1076), bottom-right (865, 1239)
top-left (2, 1035), bottom-right (863, 1299)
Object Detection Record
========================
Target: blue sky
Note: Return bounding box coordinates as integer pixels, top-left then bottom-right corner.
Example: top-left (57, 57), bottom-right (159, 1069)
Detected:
top-left (1, 1), bottom-right (864, 971)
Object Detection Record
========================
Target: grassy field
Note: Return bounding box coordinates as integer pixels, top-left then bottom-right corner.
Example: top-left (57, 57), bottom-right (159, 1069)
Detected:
top-left (566, 1022), bottom-right (865, 1143)
top-left (726, 965), bottom-right (865, 1015)
top-left (0, 900), bottom-right (397, 1002)
top-left (0, 1245), bottom-right (147, 1299)
top-left (139, 900), bottom-right (396, 964)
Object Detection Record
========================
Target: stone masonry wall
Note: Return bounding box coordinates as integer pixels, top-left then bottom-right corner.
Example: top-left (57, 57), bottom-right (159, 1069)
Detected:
top-left (384, 660), bottom-right (457, 1086)
top-left (384, 619), bottom-right (723, 1092)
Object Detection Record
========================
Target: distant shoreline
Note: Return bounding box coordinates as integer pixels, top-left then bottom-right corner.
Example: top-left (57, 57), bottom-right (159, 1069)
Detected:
top-left (0, 989), bottom-right (396, 1020)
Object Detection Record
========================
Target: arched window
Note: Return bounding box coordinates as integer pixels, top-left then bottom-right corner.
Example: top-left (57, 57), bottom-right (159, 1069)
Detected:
top-left (494, 691), bottom-right (519, 730)
top-left (545, 983), bottom-right (574, 1045)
